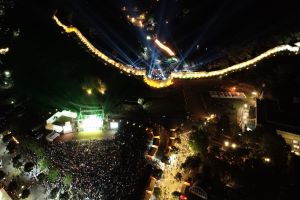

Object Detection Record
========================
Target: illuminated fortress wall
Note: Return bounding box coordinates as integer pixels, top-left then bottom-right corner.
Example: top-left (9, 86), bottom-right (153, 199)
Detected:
top-left (53, 15), bottom-right (300, 88)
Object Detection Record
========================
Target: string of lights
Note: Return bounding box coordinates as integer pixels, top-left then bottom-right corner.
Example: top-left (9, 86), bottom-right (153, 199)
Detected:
top-left (53, 15), bottom-right (146, 77)
top-left (171, 44), bottom-right (299, 79)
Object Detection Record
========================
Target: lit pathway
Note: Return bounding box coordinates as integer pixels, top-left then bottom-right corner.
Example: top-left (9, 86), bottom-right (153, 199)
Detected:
top-left (156, 131), bottom-right (193, 200)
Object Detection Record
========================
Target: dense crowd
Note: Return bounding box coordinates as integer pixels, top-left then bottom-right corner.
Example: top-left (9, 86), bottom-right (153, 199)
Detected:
top-left (46, 123), bottom-right (150, 200)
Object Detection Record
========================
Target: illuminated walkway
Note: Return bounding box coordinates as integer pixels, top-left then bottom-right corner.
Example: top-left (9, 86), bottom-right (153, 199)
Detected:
top-left (53, 15), bottom-right (300, 88)
top-left (157, 131), bottom-right (193, 200)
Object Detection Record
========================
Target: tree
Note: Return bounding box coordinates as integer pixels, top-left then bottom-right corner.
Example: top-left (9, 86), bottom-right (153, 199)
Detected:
top-left (181, 155), bottom-right (202, 170)
top-left (175, 172), bottom-right (182, 181)
top-left (37, 173), bottom-right (46, 182)
top-left (0, 170), bottom-right (6, 180)
top-left (217, 114), bottom-right (230, 133)
top-left (21, 189), bottom-right (30, 199)
top-left (38, 158), bottom-right (50, 170)
top-left (63, 174), bottom-right (73, 186)
top-left (189, 128), bottom-right (209, 157)
top-left (22, 139), bottom-right (45, 159)
top-left (153, 187), bottom-right (162, 198)
top-left (35, 148), bottom-right (45, 159)
top-left (48, 168), bottom-right (59, 182)
top-left (50, 187), bottom-right (59, 199)
top-left (12, 154), bottom-right (22, 168)
top-left (2, 134), bottom-right (12, 143)
top-left (7, 180), bottom-right (18, 192)
top-left (13, 160), bottom-right (22, 169)
top-left (24, 162), bottom-right (34, 172)
top-left (6, 141), bottom-right (17, 153)
top-left (152, 168), bottom-right (163, 180)
top-left (59, 192), bottom-right (70, 200)
top-left (172, 191), bottom-right (181, 198)
top-left (12, 154), bottom-right (21, 163)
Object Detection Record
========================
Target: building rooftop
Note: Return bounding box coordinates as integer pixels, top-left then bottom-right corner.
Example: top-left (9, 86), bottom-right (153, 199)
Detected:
top-left (257, 99), bottom-right (300, 134)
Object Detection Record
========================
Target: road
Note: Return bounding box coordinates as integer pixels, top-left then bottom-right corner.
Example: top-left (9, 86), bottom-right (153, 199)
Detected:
top-left (157, 131), bottom-right (193, 200)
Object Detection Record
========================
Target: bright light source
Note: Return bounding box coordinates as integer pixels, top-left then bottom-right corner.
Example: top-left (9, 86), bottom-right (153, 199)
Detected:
top-left (63, 122), bottom-right (73, 133)
top-left (252, 91), bottom-right (258, 96)
top-left (224, 141), bottom-right (229, 147)
top-left (12, 136), bottom-right (19, 144)
top-left (244, 104), bottom-right (248, 108)
top-left (110, 121), bottom-right (119, 129)
top-left (98, 86), bottom-right (106, 95)
top-left (146, 35), bottom-right (151, 40)
top-left (264, 157), bottom-right (271, 162)
top-left (183, 181), bottom-right (191, 186)
top-left (81, 115), bottom-right (103, 131)
top-left (4, 70), bottom-right (11, 78)
top-left (231, 143), bottom-right (237, 149)
top-left (86, 88), bottom-right (93, 95)
top-left (169, 154), bottom-right (177, 165)
top-left (246, 127), bottom-right (252, 131)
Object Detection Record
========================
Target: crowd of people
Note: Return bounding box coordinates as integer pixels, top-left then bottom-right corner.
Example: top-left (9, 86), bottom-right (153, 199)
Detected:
top-left (46, 123), bottom-right (151, 200)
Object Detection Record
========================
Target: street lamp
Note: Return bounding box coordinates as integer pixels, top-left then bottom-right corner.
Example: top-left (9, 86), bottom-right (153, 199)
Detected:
top-left (86, 88), bottom-right (93, 95)
top-left (224, 141), bottom-right (229, 147)
top-left (231, 143), bottom-right (237, 149)
top-left (4, 70), bottom-right (11, 78)
top-left (230, 87), bottom-right (236, 92)
top-left (252, 91), bottom-right (258, 96)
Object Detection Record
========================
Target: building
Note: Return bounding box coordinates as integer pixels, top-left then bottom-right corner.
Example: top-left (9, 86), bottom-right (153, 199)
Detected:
top-left (0, 188), bottom-right (12, 200)
top-left (45, 110), bottom-right (77, 134)
top-left (237, 104), bottom-right (257, 132)
top-left (257, 99), bottom-right (300, 155)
